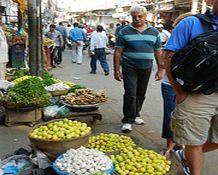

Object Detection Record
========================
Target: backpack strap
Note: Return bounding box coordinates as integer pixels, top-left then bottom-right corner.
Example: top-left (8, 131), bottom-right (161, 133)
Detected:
top-left (195, 10), bottom-right (218, 30)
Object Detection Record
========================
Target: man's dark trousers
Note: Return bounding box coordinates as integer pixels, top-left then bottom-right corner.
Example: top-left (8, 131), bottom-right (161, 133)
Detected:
top-left (122, 64), bottom-right (152, 123)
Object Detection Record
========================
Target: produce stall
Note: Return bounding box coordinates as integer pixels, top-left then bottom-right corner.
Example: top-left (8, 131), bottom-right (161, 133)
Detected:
top-left (0, 76), bottom-right (51, 126)
top-left (0, 69), bottom-right (176, 175)
top-left (3, 26), bottom-right (27, 68)
top-left (27, 122), bottom-right (172, 175)
top-left (1, 69), bottom-right (106, 125)
top-left (26, 116), bottom-right (173, 175)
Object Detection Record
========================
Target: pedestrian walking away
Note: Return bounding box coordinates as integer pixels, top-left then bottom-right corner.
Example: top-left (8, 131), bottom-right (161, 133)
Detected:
top-left (89, 25), bottom-right (109, 75)
top-left (45, 24), bottom-right (64, 66)
top-left (56, 22), bottom-right (67, 51)
top-left (69, 22), bottom-right (86, 64)
top-left (164, 0), bottom-right (218, 174)
top-left (113, 5), bottom-right (164, 133)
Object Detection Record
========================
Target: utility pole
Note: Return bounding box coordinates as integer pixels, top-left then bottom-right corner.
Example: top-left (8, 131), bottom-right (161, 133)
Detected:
top-left (191, 0), bottom-right (199, 14)
top-left (28, 0), bottom-right (43, 77)
top-left (18, 9), bottom-right (22, 30)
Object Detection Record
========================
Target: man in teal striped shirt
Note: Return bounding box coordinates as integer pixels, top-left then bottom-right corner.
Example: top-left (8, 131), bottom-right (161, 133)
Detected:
top-left (113, 5), bottom-right (164, 133)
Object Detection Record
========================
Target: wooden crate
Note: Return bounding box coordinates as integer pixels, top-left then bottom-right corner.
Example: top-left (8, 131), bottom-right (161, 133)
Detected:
top-left (5, 108), bottom-right (42, 126)
top-left (55, 109), bottom-right (102, 124)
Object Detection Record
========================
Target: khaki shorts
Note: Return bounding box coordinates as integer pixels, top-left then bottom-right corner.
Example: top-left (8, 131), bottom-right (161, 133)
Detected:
top-left (171, 92), bottom-right (218, 145)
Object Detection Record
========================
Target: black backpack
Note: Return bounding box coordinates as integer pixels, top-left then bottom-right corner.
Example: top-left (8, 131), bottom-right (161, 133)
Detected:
top-left (170, 12), bottom-right (218, 95)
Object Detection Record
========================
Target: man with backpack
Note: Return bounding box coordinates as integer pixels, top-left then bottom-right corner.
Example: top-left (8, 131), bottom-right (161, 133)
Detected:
top-left (164, 0), bottom-right (218, 175)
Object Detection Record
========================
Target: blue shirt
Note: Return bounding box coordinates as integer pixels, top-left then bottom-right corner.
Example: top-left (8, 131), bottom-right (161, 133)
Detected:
top-left (165, 12), bottom-right (218, 52)
top-left (115, 23), bottom-right (162, 69)
top-left (56, 25), bottom-right (67, 38)
top-left (69, 27), bottom-right (86, 43)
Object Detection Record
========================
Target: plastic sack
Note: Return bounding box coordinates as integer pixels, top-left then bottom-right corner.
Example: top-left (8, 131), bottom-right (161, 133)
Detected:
top-left (0, 80), bottom-right (14, 91)
top-left (0, 155), bottom-right (33, 175)
top-left (31, 149), bottom-right (51, 169)
top-left (43, 105), bottom-right (59, 117)
top-left (43, 105), bottom-right (67, 117)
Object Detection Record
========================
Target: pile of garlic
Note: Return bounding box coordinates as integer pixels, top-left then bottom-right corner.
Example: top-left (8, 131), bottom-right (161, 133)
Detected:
top-left (45, 83), bottom-right (70, 91)
top-left (55, 146), bottom-right (113, 175)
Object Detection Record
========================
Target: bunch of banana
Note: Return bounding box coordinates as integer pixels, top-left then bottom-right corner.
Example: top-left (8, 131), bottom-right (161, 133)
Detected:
top-left (63, 81), bottom-right (76, 88)
top-left (12, 75), bottom-right (34, 84)
top-left (43, 37), bottom-right (54, 46)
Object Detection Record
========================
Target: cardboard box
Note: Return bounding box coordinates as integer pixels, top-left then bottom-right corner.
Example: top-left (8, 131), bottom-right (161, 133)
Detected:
top-left (5, 108), bottom-right (42, 126)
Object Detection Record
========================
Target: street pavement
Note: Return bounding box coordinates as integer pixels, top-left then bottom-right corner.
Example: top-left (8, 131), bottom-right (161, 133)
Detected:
top-left (0, 49), bottom-right (218, 174)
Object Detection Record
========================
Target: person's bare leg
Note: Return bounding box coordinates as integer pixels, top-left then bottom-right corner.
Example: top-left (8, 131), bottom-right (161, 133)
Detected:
top-left (162, 138), bottom-right (174, 157)
top-left (185, 145), bottom-right (203, 175)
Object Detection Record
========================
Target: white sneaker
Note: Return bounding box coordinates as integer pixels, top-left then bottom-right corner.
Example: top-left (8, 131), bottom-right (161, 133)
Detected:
top-left (134, 117), bottom-right (145, 125)
top-left (121, 123), bottom-right (132, 133)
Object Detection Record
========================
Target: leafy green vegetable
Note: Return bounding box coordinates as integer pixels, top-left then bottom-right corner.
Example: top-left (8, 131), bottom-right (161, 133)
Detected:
top-left (68, 84), bottom-right (86, 93)
top-left (7, 68), bottom-right (30, 79)
top-left (1, 77), bottom-right (51, 107)
top-left (41, 71), bottom-right (57, 86)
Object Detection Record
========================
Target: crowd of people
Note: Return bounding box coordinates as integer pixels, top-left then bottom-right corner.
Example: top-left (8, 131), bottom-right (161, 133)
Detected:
top-left (1, 0), bottom-right (218, 174)
top-left (42, 20), bottom-right (130, 74)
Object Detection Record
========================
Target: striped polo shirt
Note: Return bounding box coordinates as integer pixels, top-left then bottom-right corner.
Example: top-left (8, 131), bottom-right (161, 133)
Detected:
top-left (115, 23), bottom-right (162, 69)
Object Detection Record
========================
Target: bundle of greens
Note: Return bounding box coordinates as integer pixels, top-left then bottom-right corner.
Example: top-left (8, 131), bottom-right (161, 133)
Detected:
top-left (41, 71), bottom-right (59, 86)
top-left (6, 68), bottom-right (30, 79)
top-left (1, 77), bottom-right (51, 107)
top-left (68, 84), bottom-right (86, 93)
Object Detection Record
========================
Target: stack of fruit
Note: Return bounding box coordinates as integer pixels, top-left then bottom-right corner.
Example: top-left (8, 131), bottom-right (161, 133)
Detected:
top-left (43, 37), bottom-right (54, 47)
top-left (29, 118), bottom-right (91, 141)
top-left (88, 133), bottom-right (136, 153)
top-left (110, 147), bottom-right (171, 175)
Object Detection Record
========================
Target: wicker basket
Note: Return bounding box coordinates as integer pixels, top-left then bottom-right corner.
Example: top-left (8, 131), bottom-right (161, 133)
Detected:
top-left (28, 119), bottom-right (91, 159)
top-left (49, 89), bottom-right (69, 96)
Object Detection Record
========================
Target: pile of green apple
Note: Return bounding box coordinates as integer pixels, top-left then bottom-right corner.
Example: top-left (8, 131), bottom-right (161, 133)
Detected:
top-left (88, 133), bottom-right (136, 152)
top-left (29, 118), bottom-right (91, 141)
top-left (110, 147), bottom-right (171, 175)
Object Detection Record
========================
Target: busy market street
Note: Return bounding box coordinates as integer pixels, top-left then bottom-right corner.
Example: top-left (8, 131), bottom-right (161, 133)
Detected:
top-left (0, 49), bottom-right (218, 174)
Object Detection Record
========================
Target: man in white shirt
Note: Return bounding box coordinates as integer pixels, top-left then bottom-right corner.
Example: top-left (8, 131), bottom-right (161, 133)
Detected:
top-left (89, 25), bottom-right (109, 75)
top-left (0, 15), bottom-right (8, 80)
top-left (156, 24), bottom-right (171, 47)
